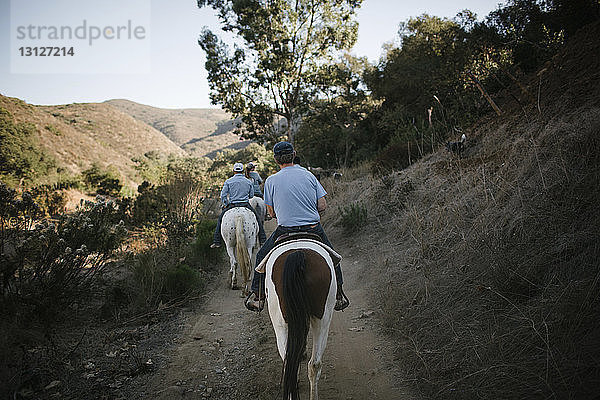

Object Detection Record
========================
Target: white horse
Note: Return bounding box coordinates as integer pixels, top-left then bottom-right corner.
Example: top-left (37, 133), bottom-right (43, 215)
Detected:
top-left (258, 239), bottom-right (338, 400)
top-left (220, 207), bottom-right (259, 295)
top-left (249, 196), bottom-right (266, 225)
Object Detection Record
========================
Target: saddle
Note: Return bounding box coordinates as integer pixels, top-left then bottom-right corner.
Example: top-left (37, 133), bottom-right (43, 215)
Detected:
top-left (256, 237), bottom-right (342, 273)
top-left (274, 232), bottom-right (322, 245)
top-left (225, 201), bottom-right (251, 210)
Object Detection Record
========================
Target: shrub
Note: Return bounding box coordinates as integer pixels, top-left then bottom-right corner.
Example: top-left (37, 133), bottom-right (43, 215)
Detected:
top-left (132, 181), bottom-right (168, 226)
top-left (130, 247), bottom-right (207, 310)
top-left (44, 124), bottom-right (61, 136)
top-left (0, 107), bottom-right (58, 186)
top-left (132, 151), bottom-right (168, 183)
top-left (163, 264), bottom-right (203, 299)
top-left (82, 163), bottom-right (122, 196)
top-left (371, 140), bottom-right (418, 175)
top-left (126, 218), bottom-right (221, 311)
top-left (190, 219), bottom-right (222, 266)
top-left (337, 202), bottom-right (367, 233)
top-left (24, 178), bottom-right (85, 216)
top-left (0, 189), bottom-right (127, 324)
top-left (162, 174), bottom-right (204, 244)
top-left (131, 170), bottom-right (204, 232)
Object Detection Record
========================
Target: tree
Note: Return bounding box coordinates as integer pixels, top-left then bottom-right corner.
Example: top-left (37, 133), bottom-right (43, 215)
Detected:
top-left (295, 54), bottom-right (377, 168)
top-left (366, 14), bottom-right (472, 116)
top-left (197, 0), bottom-right (363, 145)
top-left (362, 13), bottom-right (481, 153)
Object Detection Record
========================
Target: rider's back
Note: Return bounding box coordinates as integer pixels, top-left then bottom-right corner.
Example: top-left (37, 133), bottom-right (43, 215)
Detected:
top-left (264, 165), bottom-right (326, 227)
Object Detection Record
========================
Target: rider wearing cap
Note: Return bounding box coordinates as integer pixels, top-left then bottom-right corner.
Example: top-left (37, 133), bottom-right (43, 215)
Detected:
top-left (245, 162), bottom-right (264, 198)
top-left (245, 142), bottom-right (350, 312)
top-left (211, 162), bottom-right (267, 248)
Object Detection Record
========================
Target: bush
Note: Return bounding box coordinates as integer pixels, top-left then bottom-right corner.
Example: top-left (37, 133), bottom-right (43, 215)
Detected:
top-left (82, 163), bottom-right (122, 196)
top-left (0, 188), bottom-right (127, 324)
top-left (131, 166), bottom-right (205, 232)
top-left (163, 264), bottom-right (203, 299)
top-left (337, 202), bottom-right (367, 233)
top-left (130, 247), bottom-right (206, 310)
top-left (0, 107), bottom-right (58, 186)
top-left (44, 124), bottom-right (61, 136)
top-left (190, 219), bottom-right (222, 266)
top-left (131, 181), bottom-right (168, 226)
top-left (371, 140), bottom-right (419, 175)
top-left (131, 249), bottom-right (165, 309)
top-left (127, 218), bottom-right (221, 311)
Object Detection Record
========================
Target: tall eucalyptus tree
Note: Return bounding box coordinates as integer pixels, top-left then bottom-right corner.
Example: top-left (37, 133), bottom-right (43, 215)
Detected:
top-left (197, 0), bottom-right (363, 144)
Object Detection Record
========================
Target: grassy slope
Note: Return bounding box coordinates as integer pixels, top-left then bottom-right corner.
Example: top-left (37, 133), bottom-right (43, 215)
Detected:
top-left (322, 22), bottom-right (600, 399)
top-left (0, 95), bottom-right (186, 189)
top-left (105, 99), bottom-right (250, 158)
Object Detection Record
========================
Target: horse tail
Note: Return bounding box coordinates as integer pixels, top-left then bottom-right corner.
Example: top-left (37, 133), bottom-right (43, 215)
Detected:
top-left (235, 215), bottom-right (250, 283)
top-left (282, 250), bottom-right (311, 400)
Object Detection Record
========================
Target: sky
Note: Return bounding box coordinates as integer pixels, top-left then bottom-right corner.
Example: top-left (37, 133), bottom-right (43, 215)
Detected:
top-left (0, 0), bottom-right (505, 109)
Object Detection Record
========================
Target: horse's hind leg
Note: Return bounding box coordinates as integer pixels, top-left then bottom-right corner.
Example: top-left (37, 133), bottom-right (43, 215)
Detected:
top-left (241, 245), bottom-right (254, 296)
top-left (225, 245), bottom-right (238, 289)
top-left (267, 293), bottom-right (288, 362)
top-left (308, 317), bottom-right (331, 400)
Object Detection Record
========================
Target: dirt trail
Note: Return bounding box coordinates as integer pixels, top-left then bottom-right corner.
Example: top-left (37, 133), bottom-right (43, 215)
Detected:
top-left (136, 221), bottom-right (409, 399)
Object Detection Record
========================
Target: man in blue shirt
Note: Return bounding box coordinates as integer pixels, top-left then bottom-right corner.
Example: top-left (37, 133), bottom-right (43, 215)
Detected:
top-left (211, 163), bottom-right (267, 248)
top-left (245, 142), bottom-right (349, 312)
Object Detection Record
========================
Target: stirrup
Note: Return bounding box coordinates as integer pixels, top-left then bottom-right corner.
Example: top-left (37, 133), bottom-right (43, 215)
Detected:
top-left (244, 292), bottom-right (265, 312)
top-left (334, 290), bottom-right (350, 311)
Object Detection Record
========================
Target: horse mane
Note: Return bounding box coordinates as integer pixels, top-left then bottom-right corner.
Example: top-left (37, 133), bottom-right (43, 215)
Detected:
top-left (282, 250), bottom-right (311, 400)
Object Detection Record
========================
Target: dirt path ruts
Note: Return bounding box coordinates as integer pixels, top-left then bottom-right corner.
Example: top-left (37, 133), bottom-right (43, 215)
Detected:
top-left (137, 221), bottom-right (409, 399)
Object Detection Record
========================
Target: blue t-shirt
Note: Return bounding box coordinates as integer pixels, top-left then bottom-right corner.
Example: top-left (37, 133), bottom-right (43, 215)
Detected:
top-left (220, 173), bottom-right (254, 205)
top-left (264, 165), bottom-right (327, 227)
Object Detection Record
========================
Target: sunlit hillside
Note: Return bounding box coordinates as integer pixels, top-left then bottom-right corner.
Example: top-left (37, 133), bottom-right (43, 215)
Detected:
top-left (105, 99), bottom-right (250, 158)
top-left (0, 94), bottom-right (186, 189)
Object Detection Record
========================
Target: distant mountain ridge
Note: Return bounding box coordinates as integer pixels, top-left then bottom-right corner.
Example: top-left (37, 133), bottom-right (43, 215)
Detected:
top-left (0, 94), bottom-right (186, 188)
top-left (105, 99), bottom-right (250, 158)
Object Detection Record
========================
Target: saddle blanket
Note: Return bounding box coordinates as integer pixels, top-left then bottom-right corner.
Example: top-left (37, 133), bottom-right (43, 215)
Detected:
top-left (255, 239), bottom-right (342, 273)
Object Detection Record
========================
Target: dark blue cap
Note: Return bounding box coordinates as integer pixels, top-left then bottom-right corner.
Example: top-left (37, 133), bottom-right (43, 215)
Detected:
top-left (273, 141), bottom-right (294, 156)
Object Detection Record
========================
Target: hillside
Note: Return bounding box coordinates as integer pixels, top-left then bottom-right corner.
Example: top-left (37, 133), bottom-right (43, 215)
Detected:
top-left (322, 21), bottom-right (600, 399)
top-left (105, 99), bottom-right (250, 158)
top-left (0, 95), bottom-right (185, 189)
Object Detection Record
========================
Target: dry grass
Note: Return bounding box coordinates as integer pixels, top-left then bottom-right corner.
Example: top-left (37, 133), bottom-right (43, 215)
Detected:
top-left (322, 23), bottom-right (600, 400)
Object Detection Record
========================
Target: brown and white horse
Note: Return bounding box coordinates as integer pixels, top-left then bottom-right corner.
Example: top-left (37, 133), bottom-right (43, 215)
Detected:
top-left (262, 239), bottom-right (337, 400)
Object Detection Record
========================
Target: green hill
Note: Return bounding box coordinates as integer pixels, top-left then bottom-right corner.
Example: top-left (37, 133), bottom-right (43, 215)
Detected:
top-left (0, 95), bottom-right (185, 189)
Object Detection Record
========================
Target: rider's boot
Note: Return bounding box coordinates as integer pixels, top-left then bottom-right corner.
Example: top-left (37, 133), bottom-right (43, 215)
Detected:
top-left (335, 284), bottom-right (350, 311)
top-left (245, 290), bottom-right (265, 312)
